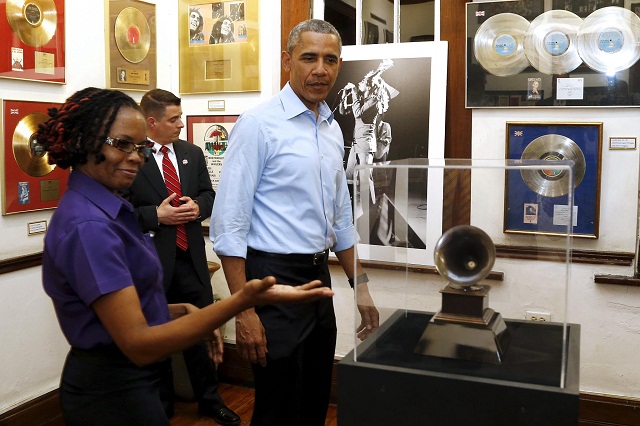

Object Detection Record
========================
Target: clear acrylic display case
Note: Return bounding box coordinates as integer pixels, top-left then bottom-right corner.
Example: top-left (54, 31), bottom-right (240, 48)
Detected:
top-left (339, 159), bottom-right (580, 425)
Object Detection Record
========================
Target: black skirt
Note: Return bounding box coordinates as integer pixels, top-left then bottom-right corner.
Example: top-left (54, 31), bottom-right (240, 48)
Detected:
top-left (60, 345), bottom-right (171, 426)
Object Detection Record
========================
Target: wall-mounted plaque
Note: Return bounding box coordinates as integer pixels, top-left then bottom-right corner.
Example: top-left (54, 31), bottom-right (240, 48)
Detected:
top-left (179, 0), bottom-right (259, 94)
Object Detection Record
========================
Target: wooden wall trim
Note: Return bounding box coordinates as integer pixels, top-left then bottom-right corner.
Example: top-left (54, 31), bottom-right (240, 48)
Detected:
top-left (0, 253), bottom-right (42, 275)
top-left (280, 0), bottom-right (312, 88)
top-left (0, 390), bottom-right (64, 426)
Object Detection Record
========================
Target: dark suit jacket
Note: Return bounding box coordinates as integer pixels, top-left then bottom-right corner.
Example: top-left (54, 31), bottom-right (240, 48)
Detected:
top-left (123, 139), bottom-right (214, 291)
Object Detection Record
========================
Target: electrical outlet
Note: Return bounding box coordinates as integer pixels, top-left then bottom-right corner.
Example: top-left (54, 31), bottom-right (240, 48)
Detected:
top-left (525, 311), bottom-right (551, 322)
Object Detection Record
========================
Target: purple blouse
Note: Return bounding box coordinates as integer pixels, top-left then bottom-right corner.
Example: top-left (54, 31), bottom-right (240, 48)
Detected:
top-left (43, 171), bottom-right (170, 349)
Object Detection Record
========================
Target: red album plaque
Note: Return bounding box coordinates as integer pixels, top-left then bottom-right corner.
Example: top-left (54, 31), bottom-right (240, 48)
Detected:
top-left (0, 0), bottom-right (66, 83)
top-left (2, 99), bottom-right (68, 215)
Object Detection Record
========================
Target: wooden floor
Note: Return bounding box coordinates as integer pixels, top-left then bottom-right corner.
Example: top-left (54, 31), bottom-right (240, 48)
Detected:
top-left (170, 383), bottom-right (338, 426)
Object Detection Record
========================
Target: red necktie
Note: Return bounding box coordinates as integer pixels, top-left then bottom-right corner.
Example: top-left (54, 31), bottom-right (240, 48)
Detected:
top-left (160, 146), bottom-right (188, 251)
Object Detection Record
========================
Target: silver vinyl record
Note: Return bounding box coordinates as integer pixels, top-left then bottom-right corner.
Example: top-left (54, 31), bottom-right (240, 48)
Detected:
top-left (524, 10), bottom-right (583, 74)
top-left (577, 6), bottom-right (640, 73)
top-left (520, 134), bottom-right (586, 198)
top-left (474, 13), bottom-right (531, 77)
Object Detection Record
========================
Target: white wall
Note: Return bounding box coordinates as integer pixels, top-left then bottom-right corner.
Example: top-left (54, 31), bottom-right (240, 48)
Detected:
top-left (2, 0), bottom-right (640, 416)
top-left (0, 0), bottom-right (281, 414)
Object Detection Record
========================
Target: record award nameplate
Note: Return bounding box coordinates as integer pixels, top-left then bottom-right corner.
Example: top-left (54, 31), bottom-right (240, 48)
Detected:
top-left (106, 0), bottom-right (157, 91)
top-left (0, 0), bottom-right (65, 83)
top-left (1, 99), bottom-right (69, 215)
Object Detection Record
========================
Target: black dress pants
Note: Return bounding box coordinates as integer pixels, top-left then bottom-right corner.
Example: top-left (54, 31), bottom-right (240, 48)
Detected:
top-left (246, 250), bottom-right (337, 426)
top-left (163, 249), bottom-right (222, 409)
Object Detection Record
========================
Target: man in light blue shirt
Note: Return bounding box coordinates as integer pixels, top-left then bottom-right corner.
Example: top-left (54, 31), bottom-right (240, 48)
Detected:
top-left (211, 19), bottom-right (379, 426)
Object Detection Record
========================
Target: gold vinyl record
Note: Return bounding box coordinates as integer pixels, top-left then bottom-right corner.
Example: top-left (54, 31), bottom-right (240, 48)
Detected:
top-left (473, 13), bottom-right (531, 77)
top-left (577, 6), bottom-right (640, 73)
top-left (6, 0), bottom-right (57, 47)
top-left (12, 112), bottom-right (55, 177)
top-left (524, 10), bottom-right (583, 75)
top-left (114, 7), bottom-right (151, 64)
top-left (520, 134), bottom-right (585, 198)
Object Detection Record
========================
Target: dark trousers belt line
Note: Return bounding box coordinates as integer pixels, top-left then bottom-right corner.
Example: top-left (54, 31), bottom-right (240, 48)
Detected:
top-left (247, 248), bottom-right (329, 265)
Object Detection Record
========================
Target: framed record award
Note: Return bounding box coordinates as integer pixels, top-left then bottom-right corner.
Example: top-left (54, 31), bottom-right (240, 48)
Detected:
top-left (0, 0), bottom-right (66, 83)
top-left (1, 99), bottom-right (69, 215)
top-left (466, 1), bottom-right (640, 108)
top-left (179, 0), bottom-right (259, 94)
top-left (106, 0), bottom-right (156, 91)
top-left (504, 122), bottom-right (603, 238)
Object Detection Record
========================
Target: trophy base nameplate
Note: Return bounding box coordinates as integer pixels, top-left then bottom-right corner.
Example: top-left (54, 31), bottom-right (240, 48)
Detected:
top-left (414, 284), bottom-right (510, 364)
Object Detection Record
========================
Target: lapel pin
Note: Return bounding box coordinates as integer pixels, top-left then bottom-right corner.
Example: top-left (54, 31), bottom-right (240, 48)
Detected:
top-left (182, 159), bottom-right (188, 165)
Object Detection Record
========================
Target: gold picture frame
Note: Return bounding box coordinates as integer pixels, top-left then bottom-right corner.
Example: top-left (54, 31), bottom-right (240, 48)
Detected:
top-left (179, 0), bottom-right (260, 94)
top-left (105, 0), bottom-right (157, 91)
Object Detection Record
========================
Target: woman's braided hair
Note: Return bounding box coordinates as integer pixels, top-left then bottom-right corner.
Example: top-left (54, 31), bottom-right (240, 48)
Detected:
top-left (36, 87), bottom-right (140, 169)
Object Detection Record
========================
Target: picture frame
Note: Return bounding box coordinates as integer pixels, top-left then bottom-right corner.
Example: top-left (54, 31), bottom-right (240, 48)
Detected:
top-left (0, 0), bottom-right (66, 83)
top-left (504, 122), bottom-right (603, 238)
top-left (327, 41), bottom-right (448, 265)
top-left (2, 99), bottom-right (69, 215)
top-left (106, 0), bottom-right (157, 91)
top-left (186, 114), bottom-right (239, 190)
top-left (179, 0), bottom-right (259, 94)
top-left (632, 2), bottom-right (640, 17)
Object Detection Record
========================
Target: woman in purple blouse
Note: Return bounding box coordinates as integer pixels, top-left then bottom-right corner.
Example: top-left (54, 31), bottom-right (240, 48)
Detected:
top-left (36, 87), bottom-right (333, 426)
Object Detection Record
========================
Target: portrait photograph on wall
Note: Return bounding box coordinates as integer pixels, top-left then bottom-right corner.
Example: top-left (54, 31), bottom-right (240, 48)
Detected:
top-left (179, 0), bottom-right (259, 93)
top-left (326, 42), bottom-right (448, 263)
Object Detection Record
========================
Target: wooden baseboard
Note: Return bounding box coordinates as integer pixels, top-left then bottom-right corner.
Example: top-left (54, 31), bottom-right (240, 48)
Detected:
top-left (3, 347), bottom-right (639, 426)
top-left (0, 390), bottom-right (64, 426)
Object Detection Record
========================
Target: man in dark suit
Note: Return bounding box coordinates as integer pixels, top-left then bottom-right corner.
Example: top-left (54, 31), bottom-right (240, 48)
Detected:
top-left (123, 89), bottom-right (240, 426)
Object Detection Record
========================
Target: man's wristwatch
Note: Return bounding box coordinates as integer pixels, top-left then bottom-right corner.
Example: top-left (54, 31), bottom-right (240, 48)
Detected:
top-left (348, 273), bottom-right (369, 288)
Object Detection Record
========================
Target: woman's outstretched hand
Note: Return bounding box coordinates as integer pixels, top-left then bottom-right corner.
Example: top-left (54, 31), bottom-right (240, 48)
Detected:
top-left (242, 276), bottom-right (334, 306)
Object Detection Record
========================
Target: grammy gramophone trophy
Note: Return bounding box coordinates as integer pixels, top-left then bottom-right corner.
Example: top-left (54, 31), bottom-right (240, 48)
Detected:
top-left (414, 225), bottom-right (510, 364)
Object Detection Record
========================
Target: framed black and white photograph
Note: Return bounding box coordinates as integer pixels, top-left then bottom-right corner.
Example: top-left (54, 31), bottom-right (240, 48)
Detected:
top-left (326, 42), bottom-right (448, 264)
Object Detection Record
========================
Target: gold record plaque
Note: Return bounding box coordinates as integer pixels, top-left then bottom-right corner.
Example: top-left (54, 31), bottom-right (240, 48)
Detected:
top-left (2, 99), bottom-right (69, 214)
top-left (179, 0), bottom-right (260, 94)
top-left (106, 0), bottom-right (156, 91)
top-left (1, 0), bottom-right (65, 83)
top-left (6, 0), bottom-right (57, 47)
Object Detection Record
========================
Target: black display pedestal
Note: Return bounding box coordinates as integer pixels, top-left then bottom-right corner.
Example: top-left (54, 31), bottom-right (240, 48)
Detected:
top-left (338, 310), bottom-right (580, 426)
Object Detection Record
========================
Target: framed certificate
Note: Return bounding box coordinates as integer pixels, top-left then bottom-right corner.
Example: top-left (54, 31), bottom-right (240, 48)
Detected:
top-left (0, 0), bottom-right (66, 83)
top-left (2, 99), bottom-right (69, 215)
top-left (106, 0), bottom-right (157, 91)
top-left (179, 0), bottom-right (259, 94)
top-left (504, 122), bottom-right (603, 238)
top-left (186, 114), bottom-right (238, 190)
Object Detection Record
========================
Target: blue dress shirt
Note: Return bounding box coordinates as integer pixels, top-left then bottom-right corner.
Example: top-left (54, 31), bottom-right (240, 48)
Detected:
top-left (212, 83), bottom-right (355, 257)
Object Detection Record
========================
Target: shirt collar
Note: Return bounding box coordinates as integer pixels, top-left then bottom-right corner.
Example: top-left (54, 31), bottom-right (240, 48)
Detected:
top-left (280, 82), bottom-right (334, 124)
top-left (68, 170), bottom-right (132, 219)
top-left (148, 138), bottom-right (174, 156)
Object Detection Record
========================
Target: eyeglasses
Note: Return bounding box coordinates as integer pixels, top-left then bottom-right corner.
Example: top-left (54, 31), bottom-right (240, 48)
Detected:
top-left (104, 136), bottom-right (154, 159)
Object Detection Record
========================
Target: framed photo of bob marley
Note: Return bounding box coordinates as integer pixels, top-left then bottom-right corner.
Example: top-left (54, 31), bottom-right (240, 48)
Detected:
top-left (186, 115), bottom-right (238, 190)
top-left (504, 122), bottom-right (603, 238)
top-left (179, 0), bottom-right (259, 94)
